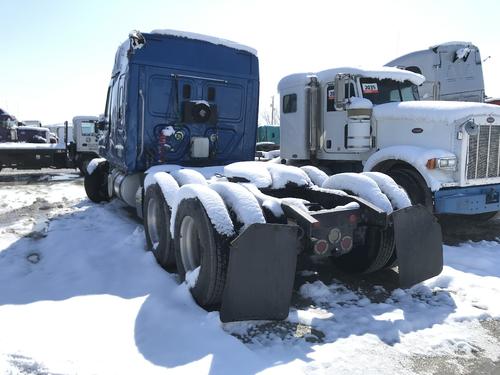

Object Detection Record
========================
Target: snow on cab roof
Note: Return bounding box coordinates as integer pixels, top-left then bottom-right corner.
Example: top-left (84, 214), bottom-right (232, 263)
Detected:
top-left (278, 66), bottom-right (424, 91)
top-left (429, 41), bottom-right (475, 49)
top-left (150, 29), bottom-right (257, 56)
top-left (316, 67), bottom-right (425, 85)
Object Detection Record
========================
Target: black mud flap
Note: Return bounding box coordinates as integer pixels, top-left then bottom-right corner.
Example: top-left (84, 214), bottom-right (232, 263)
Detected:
top-left (220, 223), bottom-right (299, 323)
top-left (391, 205), bottom-right (443, 288)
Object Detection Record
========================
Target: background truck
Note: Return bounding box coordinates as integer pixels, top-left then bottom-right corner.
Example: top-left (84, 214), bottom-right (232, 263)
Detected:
top-left (0, 116), bottom-right (100, 173)
top-left (84, 30), bottom-right (443, 322)
top-left (278, 66), bottom-right (500, 220)
top-left (0, 109), bottom-right (18, 142)
top-left (385, 42), bottom-right (486, 102)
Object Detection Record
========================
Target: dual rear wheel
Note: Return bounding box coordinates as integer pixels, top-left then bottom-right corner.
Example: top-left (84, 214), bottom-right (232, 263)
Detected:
top-left (143, 184), bottom-right (231, 310)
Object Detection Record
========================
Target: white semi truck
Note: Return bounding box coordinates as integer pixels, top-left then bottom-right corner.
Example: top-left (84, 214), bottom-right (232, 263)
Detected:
top-left (278, 66), bottom-right (500, 220)
top-left (385, 42), bottom-right (486, 103)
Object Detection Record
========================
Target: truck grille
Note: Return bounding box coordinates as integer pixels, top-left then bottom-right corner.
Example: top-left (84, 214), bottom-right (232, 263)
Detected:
top-left (467, 125), bottom-right (500, 180)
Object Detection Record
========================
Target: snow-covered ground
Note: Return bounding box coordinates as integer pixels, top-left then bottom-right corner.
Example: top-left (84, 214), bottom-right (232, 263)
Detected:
top-left (1, 173), bottom-right (500, 374)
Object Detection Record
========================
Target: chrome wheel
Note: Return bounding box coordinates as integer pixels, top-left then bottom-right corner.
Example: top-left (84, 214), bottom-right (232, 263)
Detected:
top-left (146, 197), bottom-right (160, 249)
top-left (179, 215), bottom-right (201, 272)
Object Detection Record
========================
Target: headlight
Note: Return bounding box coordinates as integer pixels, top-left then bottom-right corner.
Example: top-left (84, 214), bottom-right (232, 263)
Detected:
top-left (426, 157), bottom-right (457, 171)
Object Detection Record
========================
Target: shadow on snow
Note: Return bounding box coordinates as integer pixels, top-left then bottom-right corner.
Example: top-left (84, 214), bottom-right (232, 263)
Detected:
top-left (0, 198), bottom-right (461, 373)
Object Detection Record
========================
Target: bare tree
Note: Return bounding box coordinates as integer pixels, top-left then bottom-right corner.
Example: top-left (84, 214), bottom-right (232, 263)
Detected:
top-left (259, 96), bottom-right (280, 125)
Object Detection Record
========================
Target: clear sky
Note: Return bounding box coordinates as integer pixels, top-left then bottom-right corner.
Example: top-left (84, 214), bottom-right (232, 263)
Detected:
top-left (1, 0), bottom-right (499, 124)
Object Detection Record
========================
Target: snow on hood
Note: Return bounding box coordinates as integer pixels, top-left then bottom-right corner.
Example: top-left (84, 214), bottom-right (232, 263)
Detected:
top-left (150, 29), bottom-right (257, 56)
top-left (373, 101), bottom-right (500, 123)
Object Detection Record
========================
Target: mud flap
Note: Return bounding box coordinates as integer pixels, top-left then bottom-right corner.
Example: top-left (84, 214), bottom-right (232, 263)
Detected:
top-left (391, 205), bottom-right (443, 288)
top-left (220, 223), bottom-right (299, 323)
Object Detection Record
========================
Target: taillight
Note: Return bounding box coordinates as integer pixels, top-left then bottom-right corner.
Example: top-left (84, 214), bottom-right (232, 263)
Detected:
top-left (314, 240), bottom-right (329, 255)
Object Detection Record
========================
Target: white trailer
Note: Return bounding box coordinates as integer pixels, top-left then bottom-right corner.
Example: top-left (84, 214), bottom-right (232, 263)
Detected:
top-left (278, 66), bottom-right (500, 219)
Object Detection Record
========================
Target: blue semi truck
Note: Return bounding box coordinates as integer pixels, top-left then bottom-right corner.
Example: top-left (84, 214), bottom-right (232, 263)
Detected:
top-left (84, 30), bottom-right (443, 322)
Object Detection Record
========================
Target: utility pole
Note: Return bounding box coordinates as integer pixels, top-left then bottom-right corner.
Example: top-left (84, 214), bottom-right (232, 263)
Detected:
top-left (270, 96), bottom-right (275, 125)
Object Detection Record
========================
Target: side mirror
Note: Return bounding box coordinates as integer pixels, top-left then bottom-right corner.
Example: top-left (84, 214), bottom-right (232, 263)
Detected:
top-left (334, 74), bottom-right (347, 111)
top-left (95, 115), bottom-right (108, 132)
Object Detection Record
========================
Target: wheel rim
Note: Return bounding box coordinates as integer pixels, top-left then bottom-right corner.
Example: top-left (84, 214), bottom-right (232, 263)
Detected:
top-left (147, 198), bottom-right (160, 249)
top-left (179, 215), bottom-right (201, 272)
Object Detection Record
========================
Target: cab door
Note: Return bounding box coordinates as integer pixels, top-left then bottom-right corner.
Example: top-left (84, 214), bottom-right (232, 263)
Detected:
top-left (322, 81), bottom-right (355, 154)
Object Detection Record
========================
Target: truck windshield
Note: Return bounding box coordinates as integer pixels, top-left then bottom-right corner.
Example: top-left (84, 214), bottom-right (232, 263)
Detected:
top-left (81, 122), bottom-right (94, 136)
top-left (359, 78), bottom-right (419, 105)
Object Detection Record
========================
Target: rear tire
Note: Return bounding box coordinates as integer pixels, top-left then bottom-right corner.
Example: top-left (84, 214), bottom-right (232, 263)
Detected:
top-left (144, 183), bottom-right (176, 270)
top-left (84, 163), bottom-right (110, 203)
top-left (78, 158), bottom-right (92, 176)
top-left (174, 198), bottom-right (231, 310)
top-left (331, 226), bottom-right (395, 273)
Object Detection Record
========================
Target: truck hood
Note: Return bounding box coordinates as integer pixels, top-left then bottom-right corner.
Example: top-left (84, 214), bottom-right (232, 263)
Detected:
top-left (373, 101), bottom-right (500, 123)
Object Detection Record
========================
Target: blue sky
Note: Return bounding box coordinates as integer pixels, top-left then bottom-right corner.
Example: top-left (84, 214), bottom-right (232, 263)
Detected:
top-left (1, 0), bottom-right (500, 124)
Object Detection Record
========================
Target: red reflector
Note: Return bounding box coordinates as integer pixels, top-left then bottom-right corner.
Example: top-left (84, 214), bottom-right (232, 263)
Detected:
top-left (314, 240), bottom-right (328, 255)
top-left (340, 236), bottom-right (353, 252)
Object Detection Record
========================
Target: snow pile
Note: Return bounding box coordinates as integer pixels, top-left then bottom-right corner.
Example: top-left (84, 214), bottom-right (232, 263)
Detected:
top-left (362, 171), bottom-right (411, 209)
top-left (186, 267), bottom-right (200, 289)
top-left (0, 190), bottom-right (264, 374)
top-left (363, 145), bottom-right (456, 191)
top-left (209, 182), bottom-right (265, 230)
top-left (300, 165), bottom-right (329, 186)
top-left (240, 183), bottom-right (284, 218)
top-left (145, 164), bottom-right (223, 180)
top-left (373, 101), bottom-right (500, 123)
top-left (281, 197), bottom-right (310, 213)
top-left (322, 173), bottom-right (393, 212)
top-left (224, 241), bottom-right (500, 373)
top-left (266, 163), bottom-right (311, 189)
top-left (86, 158), bottom-right (107, 175)
top-left (170, 184), bottom-right (235, 237)
top-left (170, 169), bottom-right (207, 186)
top-left (331, 202), bottom-right (361, 212)
top-left (224, 161), bottom-right (273, 188)
top-left (150, 29), bottom-right (257, 56)
top-left (144, 172), bottom-right (179, 209)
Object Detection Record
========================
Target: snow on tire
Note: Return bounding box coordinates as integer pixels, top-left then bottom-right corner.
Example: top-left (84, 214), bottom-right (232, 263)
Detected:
top-left (209, 182), bottom-right (266, 232)
top-left (173, 196), bottom-right (232, 310)
top-left (84, 160), bottom-right (110, 203)
top-left (144, 183), bottom-right (176, 270)
top-left (361, 171), bottom-right (411, 210)
top-left (170, 169), bottom-right (207, 186)
top-left (322, 173), bottom-right (393, 213)
top-left (300, 165), bottom-right (329, 187)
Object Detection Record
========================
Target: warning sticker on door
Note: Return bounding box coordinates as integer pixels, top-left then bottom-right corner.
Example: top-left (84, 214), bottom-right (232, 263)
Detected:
top-left (362, 83), bottom-right (379, 94)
